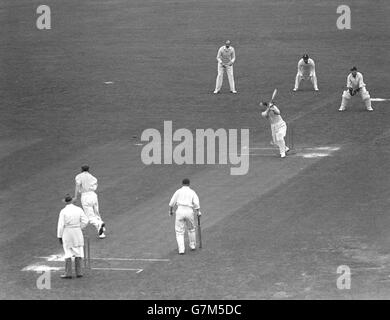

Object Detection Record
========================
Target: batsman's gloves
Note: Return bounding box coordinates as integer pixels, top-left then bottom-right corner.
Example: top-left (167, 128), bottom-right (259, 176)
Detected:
top-left (58, 238), bottom-right (63, 245)
top-left (349, 88), bottom-right (355, 96)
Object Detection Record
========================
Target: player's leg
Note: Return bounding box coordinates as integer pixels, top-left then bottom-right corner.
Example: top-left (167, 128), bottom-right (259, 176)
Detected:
top-left (81, 194), bottom-right (100, 232)
top-left (360, 87), bottom-right (373, 111)
top-left (185, 211), bottom-right (197, 250)
top-left (175, 211), bottom-right (186, 254)
top-left (74, 247), bottom-right (84, 278)
top-left (311, 73), bottom-right (319, 91)
top-left (214, 64), bottom-right (224, 93)
top-left (293, 73), bottom-right (302, 91)
top-left (275, 124), bottom-right (288, 158)
top-left (61, 242), bottom-right (73, 279)
top-left (339, 90), bottom-right (351, 111)
top-left (226, 65), bottom-right (237, 93)
top-left (92, 194), bottom-right (106, 238)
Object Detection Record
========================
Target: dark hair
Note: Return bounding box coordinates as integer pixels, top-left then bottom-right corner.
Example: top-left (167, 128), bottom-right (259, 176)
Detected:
top-left (81, 165), bottom-right (89, 172)
top-left (182, 178), bottom-right (190, 186)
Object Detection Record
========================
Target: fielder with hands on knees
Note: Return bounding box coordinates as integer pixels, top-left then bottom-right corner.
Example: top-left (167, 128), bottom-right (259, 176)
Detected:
top-left (214, 40), bottom-right (237, 94)
top-left (169, 178), bottom-right (201, 255)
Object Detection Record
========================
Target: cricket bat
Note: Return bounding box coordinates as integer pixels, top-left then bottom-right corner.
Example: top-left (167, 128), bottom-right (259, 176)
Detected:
top-left (269, 88), bottom-right (277, 105)
top-left (197, 214), bottom-right (202, 249)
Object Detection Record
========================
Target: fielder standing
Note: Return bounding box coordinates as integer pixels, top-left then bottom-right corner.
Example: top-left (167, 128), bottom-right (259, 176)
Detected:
top-left (339, 66), bottom-right (373, 112)
top-left (213, 40), bottom-right (237, 94)
top-left (57, 194), bottom-right (89, 279)
top-left (74, 164), bottom-right (106, 239)
top-left (169, 178), bottom-right (201, 254)
top-left (293, 54), bottom-right (319, 91)
top-left (260, 102), bottom-right (290, 158)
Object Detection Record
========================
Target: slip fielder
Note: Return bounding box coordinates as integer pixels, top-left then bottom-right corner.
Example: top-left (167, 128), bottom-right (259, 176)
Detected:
top-left (339, 66), bottom-right (373, 112)
top-left (169, 178), bottom-right (201, 254)
top-left (214, 40), bottom-right (237, 94)
top-left (73, 164), bottom-right (106, 239)
top-left (293, 54), bottom-right (319, 91)
top-left (260, 102), bottom-right (290, 158)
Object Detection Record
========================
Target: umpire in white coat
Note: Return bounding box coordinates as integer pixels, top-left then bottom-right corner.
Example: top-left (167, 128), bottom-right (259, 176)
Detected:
top-left (57, 194), bottom-right (89, 279)
top-left (169, 178), bottom-right (201, 254)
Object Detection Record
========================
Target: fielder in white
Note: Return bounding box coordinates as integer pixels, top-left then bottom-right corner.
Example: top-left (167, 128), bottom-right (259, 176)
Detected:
top-left (169, 178), bottom-right (201, 254)
top-left (57, 194), bottom-right (89, 279)
top-left (339, 66), bottom-right (373, 112)
top-left (214, 40), bottom-right (237, 94)
top-left (293, 54), bottom-right (319, 91)
top-left (261, 102), bottom-right (290, 158)
top-left (74, 164), bottom-right (106, 239)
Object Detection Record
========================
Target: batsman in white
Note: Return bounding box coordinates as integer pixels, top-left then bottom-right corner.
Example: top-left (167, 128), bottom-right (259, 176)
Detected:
top-left (261, 101), bottom-right (290, 158)
top-left (57, 194), bottom-right (89, 279)
top-left (214, 40), bottom-right (237, 94)
top-left (339, 66), bottom-right (373, 112)
top-left (293, 54), bottom-right (319, 91)
top-left (73, 164), bottom-right (106, 239)
top-left (169, 178), bottom-right (201, 254)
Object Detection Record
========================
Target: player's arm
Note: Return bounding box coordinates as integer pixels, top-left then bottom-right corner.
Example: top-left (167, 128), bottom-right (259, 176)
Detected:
top-left (57, 211), bottom-right (65, 244)
top-left (216, 47), bottom-right (223, 65)
top-left (74, 180), bottom-right (81, 200)
top-left (270, 105), bottom-right (280, 115)
top-left (192, 193), bottom-right (201, 216)
top-left (229, 47), bottom-right (236, 65)
top-left (168, 191), bottom-right (178, 216)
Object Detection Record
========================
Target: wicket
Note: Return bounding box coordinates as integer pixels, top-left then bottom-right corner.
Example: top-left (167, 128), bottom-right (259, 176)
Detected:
top-left (84, 235), bottom-right (91, 269)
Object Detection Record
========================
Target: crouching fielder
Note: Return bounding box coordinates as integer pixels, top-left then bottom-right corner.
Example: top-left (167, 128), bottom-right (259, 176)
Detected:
top-left (293, 54), bottom-right (319, 91)
top-left (261, 102), bottom-right (289, 158)
top-left (57, 194), bottom-right (89, 279)
top-left (169, 178), bottom-right (200, 254)
top-left (339, 66), bottom-right (373, 112)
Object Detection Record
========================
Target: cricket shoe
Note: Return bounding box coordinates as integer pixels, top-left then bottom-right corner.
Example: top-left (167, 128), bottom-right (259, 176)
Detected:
top-left (314, 88), bottom-right (319, 91)
top-left (367, 107), bottom-right (374, 112)
top-left (60, 275), bottom-right (72, 279)
top-left (286, 147), bottom-right (290, 153)
top-left (230, 90), bottom-right (237, 94)
top-left (280, 152), bottom-right (286, 158)
top-left (213, 90), bottom-right (220, 94)
top-left (293, 88), bottom-right (298, 92)
top-left (338, 106), bottom-right (345, 112)
top-left (98, 233), bottom-right (106, 239)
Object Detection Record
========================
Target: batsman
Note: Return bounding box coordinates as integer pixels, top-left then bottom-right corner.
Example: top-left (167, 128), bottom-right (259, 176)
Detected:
top-left (260, 90), bottom-right (289, 158)
top-left (169, 178), bottom-right (201, 254)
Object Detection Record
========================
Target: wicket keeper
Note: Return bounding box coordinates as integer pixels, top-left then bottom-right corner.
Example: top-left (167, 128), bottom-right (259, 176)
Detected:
top-left (339, 66), bottom-right (373, 112)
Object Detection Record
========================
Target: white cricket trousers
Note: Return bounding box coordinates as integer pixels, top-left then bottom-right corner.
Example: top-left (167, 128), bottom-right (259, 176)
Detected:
top-left (81, 191), bottom-right (103, 232)
top-left (294, 73), bottom-right (318, 90)
top-left (215, 64), bottom-right (236, 92)
top-left (271, 121), bottom-right (287, 155)
top-left (175, 206), bottom-right (196, 253)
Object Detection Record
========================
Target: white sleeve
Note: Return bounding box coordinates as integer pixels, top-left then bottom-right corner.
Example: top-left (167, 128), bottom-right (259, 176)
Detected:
top-left (359, 74), bottom-right (366, 88)
top-left (346, 75), bottom-right (352, 88)
top-left (216, 47), bottom-right (222, 63)
top-left (169, 190), bottom-right (179, 207)
top-left (192, 192), bottom-right (200, 210)
top-left (57, 211), bottom-right (64, 238)
top-left (231, 47), bottom-right (236, 63)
